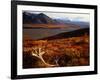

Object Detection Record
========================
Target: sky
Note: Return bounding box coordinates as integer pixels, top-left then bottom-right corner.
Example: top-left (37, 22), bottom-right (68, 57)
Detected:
top-left (24, 11), bottom-right (90, 22)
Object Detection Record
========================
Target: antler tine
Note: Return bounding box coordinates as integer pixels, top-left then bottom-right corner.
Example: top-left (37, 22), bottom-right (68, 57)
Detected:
top-left (38, 47), bottom-right (41, 53)
top-left (32, 47), bottom-right (38, 54)
top-left (31, 51), bottom-right (39, 58)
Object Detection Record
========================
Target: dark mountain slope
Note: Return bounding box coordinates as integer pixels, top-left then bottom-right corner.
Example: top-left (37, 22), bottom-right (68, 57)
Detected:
top-left (41, 28), bottom-right (89, 40)
top-left (23, 12), bottom-right (55, 24)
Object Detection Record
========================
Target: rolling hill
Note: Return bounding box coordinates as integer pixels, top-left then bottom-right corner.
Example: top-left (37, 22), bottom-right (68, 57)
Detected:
top-left (41, 28), bottom-right (89, 40)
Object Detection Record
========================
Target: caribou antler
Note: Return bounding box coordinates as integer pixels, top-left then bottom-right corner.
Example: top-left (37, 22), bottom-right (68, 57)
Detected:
top-left (31, 47), bottom-right (57, 67)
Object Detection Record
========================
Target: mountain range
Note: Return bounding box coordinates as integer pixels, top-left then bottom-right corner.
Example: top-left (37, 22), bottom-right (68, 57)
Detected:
top-left (23, 12), bottom-right (55, 24)
top-left (23, 12), bottom-right (89, 28)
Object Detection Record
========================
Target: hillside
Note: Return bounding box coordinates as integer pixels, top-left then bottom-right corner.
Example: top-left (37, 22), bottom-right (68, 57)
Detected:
top-left (41, 28), bottom-right (89, 40)
top-left (23, 34), bottom-right (89, 68)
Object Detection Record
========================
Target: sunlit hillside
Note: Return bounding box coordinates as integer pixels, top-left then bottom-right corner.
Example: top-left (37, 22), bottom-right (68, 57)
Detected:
top-left (23, 33), bottom-right (89, 68)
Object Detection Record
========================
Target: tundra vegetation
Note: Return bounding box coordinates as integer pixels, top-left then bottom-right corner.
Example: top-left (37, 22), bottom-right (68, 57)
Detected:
top-left (23, 34), bottom-right (89, 68)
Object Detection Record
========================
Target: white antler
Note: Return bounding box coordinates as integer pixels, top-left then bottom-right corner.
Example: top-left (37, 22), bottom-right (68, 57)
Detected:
top-left (31, 47), bottom-right (57, 67)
